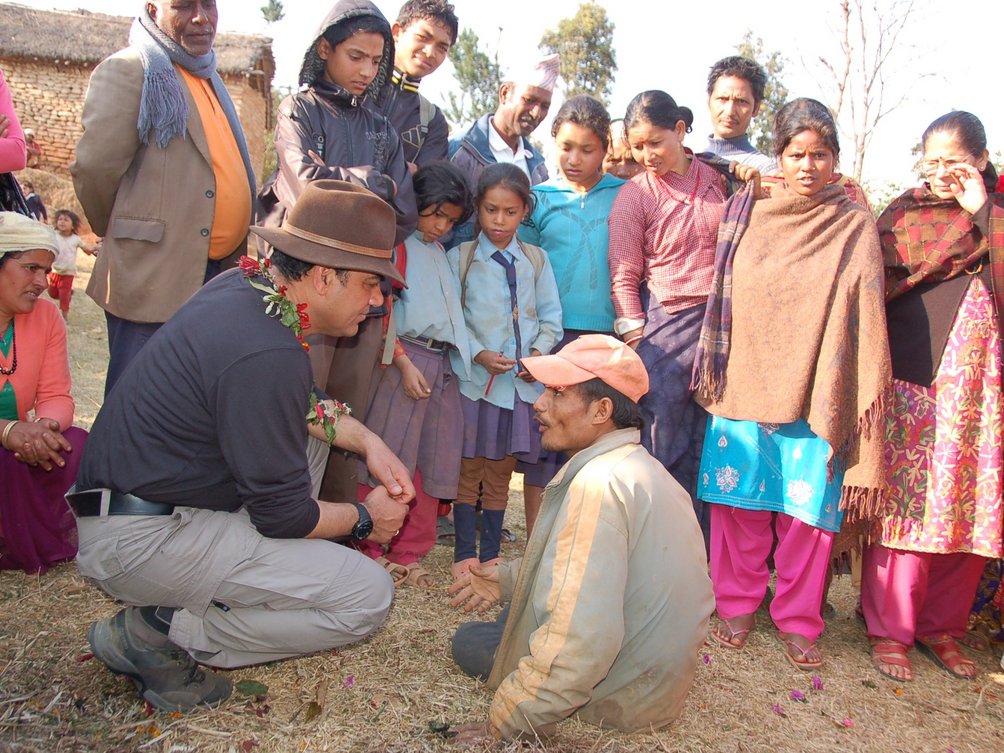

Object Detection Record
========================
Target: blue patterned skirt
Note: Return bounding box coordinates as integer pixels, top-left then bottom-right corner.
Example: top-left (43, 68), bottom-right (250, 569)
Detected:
top-left (697, 415), bottom-right (845, 532)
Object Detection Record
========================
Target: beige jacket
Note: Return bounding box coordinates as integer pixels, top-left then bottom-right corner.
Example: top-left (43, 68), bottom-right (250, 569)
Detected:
top-left (487, 429), bottom-right (714, 739)
top-left (72, 48), bottom-right (253, 323)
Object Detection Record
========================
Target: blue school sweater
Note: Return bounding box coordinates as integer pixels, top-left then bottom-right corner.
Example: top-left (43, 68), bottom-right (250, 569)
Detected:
top-left (519, 172), bottom-right (625, 332)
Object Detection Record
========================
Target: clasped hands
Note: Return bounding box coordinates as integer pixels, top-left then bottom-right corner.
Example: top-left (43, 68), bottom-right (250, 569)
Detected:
top-left (448, 562), bottom-right (502, 613)
top-left (2, 418), bottom-right (73, 471)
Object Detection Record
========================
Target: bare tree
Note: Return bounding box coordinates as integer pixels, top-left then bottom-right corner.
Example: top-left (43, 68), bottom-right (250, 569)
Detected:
top-left (818, 0), bottom-right (925, 182)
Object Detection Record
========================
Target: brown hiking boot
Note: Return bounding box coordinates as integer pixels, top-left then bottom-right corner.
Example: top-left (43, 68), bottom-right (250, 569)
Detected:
top-left (88, 607), bottom-right (231, 711)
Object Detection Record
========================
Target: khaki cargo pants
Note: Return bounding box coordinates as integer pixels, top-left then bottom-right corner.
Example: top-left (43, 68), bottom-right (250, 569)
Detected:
top-left (75, 438), bottom-right (393, 668)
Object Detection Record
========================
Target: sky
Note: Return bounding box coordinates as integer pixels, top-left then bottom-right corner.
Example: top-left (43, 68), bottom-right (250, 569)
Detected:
top-left (29, 0), bottom-right (1003, 193)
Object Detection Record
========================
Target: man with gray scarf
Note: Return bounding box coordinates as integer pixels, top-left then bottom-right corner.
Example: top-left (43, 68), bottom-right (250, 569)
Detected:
top-left (72, 1), bottom-right (255, 396)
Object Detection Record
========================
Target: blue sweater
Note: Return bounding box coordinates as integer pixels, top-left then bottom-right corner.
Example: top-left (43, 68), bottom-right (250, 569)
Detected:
top-left (519, 172), bottom-right (624, 332)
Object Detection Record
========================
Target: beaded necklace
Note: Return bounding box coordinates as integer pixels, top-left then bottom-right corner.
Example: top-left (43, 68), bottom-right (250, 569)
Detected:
top-left (0, 322), bottom-right (15, 376)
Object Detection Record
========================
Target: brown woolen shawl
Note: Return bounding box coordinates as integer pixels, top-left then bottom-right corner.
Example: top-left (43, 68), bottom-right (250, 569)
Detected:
top-left (695, 183), bottom-right (892, 519)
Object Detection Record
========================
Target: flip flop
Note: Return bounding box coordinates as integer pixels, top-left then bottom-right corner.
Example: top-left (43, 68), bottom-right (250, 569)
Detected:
top-left (775, 631), bottom-right (822, 670)
top-left (375, 556), bottom-right (408, 587)
top-left (916, 635), bottom-right (977, 680)
top-left (870, 639), bottom-right (913, 682)
top-left (711, 615), bottom-right (755, 649)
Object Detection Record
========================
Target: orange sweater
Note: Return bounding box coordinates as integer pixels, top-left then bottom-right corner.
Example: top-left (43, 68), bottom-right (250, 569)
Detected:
top-left (1, 299), bottom-right (74, 429)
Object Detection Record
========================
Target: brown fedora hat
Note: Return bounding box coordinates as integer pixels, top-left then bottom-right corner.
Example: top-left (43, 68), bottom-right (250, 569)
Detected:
top-left (250, 180), bottom-right (405, 285)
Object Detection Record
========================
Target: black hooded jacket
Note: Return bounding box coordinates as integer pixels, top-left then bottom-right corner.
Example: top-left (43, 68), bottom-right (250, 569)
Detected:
top-left (257, 0), bottom-right (417, 245)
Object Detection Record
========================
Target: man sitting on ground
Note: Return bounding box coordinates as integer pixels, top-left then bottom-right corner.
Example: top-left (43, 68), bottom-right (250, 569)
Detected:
top-left (447, 335), bottom-right (713, 743)
top-left (72, 181), bottom-right (414, 712)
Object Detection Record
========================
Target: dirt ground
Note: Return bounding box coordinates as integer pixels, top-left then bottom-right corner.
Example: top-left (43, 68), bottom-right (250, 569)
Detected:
top-left (0, 255), bottom-right (1002, 753)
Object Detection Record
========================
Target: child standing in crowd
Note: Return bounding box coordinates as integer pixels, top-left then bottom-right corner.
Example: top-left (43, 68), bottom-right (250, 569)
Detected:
top-left (517, 94), bottom-right (624, 535)
top-left (357, 162), bottom-right (473, 588)
top-left (257, 0), bottom-right (418, 505)
top-left (449, 163), bottom-right (562, 581)
top-left (48, 210), bottom-right (98, 320)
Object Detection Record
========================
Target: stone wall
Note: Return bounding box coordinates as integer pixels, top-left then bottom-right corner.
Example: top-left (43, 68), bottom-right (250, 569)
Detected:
top-left (3, 57), bottom-right (271, 183)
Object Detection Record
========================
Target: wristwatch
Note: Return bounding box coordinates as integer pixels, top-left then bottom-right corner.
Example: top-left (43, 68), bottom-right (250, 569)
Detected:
top-left (351, 503), bottom-right (373, 541)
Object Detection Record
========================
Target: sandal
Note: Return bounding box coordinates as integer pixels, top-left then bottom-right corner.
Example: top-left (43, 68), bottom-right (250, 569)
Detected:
top-left (959, 627), bottom-right (990, 653)
top-left (375, 556), bottom-right (408, 587)
top-left (711, 614), bottom-right (755, 650)
top-left (870, 639), bottom-right (913, 682)
top-left (401, 563), bottom-right (435, 590)
top-left (775, 631), bottom-right (823, 670)
top-left (916, 635), bottom-right (977, 680)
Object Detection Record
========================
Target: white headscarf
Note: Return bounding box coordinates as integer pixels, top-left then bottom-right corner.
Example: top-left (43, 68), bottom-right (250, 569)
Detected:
top-left (0, 212), bottom-right (59, 258)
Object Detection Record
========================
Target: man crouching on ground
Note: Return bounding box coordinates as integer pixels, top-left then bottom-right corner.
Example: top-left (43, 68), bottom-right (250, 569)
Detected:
top-left (447, 334), bottom-right (714, 742)
top-left (70, 181), bottom-right (415, 711)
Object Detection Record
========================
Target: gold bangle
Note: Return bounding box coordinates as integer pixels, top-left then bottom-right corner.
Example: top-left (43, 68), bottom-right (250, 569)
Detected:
top-left (1, 420), bottom-right (20, 449)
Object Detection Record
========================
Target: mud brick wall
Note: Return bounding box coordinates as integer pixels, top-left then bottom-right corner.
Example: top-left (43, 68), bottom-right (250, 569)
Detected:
top-left (3, 57), bottom-right (270, 182)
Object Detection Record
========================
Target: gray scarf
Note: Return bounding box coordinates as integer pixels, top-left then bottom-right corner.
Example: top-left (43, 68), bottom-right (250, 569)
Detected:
top-left (128, 13), bottom-right (255, 193)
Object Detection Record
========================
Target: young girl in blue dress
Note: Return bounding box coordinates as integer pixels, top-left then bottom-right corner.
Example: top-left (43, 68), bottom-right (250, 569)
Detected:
top-left (448, 163), bottom-right (563, 581)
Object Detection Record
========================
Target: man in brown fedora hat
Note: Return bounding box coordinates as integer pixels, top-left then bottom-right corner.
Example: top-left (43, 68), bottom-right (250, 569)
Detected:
top-left (70, 181), bottom-right (416, 712)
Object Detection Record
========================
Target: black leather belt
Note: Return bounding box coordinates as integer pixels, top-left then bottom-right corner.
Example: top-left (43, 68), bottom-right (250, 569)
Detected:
top-left (399, 334), bottom-right (451, 352)
top-left (66, 488), bottom-right (175, 517)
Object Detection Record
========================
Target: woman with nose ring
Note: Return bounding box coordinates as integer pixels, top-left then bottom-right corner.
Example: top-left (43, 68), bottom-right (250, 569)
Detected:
top-left (693, 98), bottom-right (891, 671)
top-left (0, 212), bottom-right (88, 573)
top-left (608, 90), bottom-right (759, 549)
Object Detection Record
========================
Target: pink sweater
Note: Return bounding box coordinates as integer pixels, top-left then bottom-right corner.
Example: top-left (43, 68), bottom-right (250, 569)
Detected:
top-left (1, 299), bottom-right (74, 429)
top-left (0, 68), bottom-right (27, 172)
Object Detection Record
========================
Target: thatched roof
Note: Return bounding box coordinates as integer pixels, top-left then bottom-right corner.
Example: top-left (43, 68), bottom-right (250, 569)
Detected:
top-left (0, 3), bottom-right (274, 77)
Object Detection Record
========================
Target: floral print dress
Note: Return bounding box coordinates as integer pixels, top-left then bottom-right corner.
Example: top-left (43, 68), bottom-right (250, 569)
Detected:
top-left (876, 276), bottom-right (1004, 558)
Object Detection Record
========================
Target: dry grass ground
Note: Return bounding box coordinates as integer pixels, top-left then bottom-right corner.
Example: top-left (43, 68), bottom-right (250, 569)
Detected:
top-left (1, 254), bottom-right (1002, 753)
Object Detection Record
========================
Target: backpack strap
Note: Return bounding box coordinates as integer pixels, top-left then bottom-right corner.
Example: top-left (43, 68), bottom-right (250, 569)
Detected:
top-left (412, 94), bottom-right (436, 159)
top-left (458, 239), bottom-right (546, 310)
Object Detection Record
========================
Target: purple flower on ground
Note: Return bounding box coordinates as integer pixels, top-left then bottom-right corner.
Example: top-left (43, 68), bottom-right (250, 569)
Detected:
top-left (790, 689), bottom-right (807, 703)
top-left (343, 675), bottom-right (355, 688)
top-left (702, 653), bottom-right (711, 665)
top-left (772, 703), bottom-right (787, 718)
top-left (811, 674), bottom-right (823, 690)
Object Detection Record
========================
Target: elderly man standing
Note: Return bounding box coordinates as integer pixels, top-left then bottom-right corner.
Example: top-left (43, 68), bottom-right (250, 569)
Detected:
top-left (72, 0), bottom-right (255, 395)
top-left (447, 335), bottom-right (713, 743)
top-left (447, 53), bottom-right (558, 245)
top-left (703, 55), bottom-right (776, 173)
top-left (71, 181), bottom-right (413, 712)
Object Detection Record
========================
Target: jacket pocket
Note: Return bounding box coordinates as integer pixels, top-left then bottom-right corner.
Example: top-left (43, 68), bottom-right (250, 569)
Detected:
top-left (109, 217), bottom-right (165, 243)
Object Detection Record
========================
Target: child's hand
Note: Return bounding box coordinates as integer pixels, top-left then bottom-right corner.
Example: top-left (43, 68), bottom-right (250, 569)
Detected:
top-left (395, 356), bottom-right (431, 400)
top-left (516, 348), bottom-right (541, 382)
top-left (474, 350), bottom-right (516, 375)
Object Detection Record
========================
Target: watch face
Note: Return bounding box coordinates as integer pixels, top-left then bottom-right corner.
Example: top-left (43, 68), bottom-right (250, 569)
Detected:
top-left (352, 505), bottom-right (374, 540)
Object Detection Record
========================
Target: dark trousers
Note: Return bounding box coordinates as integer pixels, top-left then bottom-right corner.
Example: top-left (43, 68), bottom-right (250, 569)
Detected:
top-left (451, 606), bottom-right (509, 681)
top-left (103, 260), bottom-right (222, 397)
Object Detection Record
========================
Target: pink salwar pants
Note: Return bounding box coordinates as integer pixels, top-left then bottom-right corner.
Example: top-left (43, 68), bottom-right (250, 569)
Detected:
top-left (356, 469), bottom-right (438, 567)
top-left (711, 505), bottom-right (834, 640)
top-left (861, 544), bottom-right (986, 645)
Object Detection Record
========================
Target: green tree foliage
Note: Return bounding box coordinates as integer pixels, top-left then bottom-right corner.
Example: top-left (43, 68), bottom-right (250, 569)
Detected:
top-left (444, 29), bottom-right (502, 128)
top-left (261, 0), bottom-right (284, 24)
top-left (539, 2), bottom-right (616, 104)
top-left (735, 31), bottom-right (788, 155)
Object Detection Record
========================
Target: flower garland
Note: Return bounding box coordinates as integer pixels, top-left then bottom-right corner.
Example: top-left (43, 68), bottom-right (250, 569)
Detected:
top-left (240, 255), bottom-right (352, 444)
top-left (239, 255), bottom-right (311, 351)
top-left (307, 391), bottom-right (352, 446)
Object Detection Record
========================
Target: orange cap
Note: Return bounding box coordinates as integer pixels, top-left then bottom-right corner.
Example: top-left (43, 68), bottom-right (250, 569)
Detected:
top-left (521, 334), bottom-right (649, 403)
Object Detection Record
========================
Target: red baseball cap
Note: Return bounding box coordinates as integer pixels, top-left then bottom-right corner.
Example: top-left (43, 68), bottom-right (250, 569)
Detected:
top-left (521, 334), bottom-right (649, 403)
